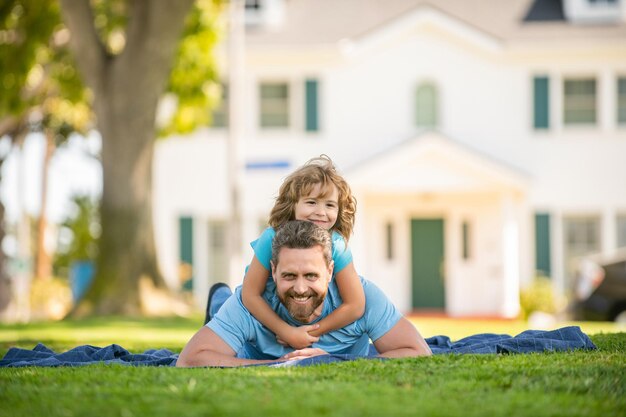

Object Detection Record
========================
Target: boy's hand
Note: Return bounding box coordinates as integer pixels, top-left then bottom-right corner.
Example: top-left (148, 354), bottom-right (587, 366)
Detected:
top-left (278, 324), bottom-right (320, 349)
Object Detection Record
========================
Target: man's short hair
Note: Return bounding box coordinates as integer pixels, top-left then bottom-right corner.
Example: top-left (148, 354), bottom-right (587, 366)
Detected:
top-left (271, 220), bottom-right (333, 267)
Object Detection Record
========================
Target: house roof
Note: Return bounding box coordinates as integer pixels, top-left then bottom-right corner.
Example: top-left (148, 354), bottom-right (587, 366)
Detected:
top-left (523, 0), bottom-right (566, 22)
top-left (346, 132), bottom-right (530, 194)
top-left (246, 0), bottom-right (626, 48)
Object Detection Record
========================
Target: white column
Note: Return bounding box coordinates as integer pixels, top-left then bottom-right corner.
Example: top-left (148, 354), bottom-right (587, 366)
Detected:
top-left (518, 199), bottom-right (533, 288)
top-left (551, 72), bottom-right (563, 134)
top-left (350, 189), bottom-right (367, 277)
top-left (602, 207), bottom-right (617, 255)
top-left (599, 69), bottom-right (614, 133)
top-left (445, 210), bottom-right (461, 317)
top-left (552, 210), bottom-right (565, 295)
top-left (193, 216), bottom-right (209, 309)
top-left (226, 0), bottom-right (247, 289)
top-left (501, 192), bottom-right (520, 318)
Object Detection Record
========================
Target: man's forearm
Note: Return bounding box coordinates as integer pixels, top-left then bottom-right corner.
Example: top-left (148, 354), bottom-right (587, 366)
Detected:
top-left (372, 317), bottom-right (433, 358)
top-left (176, 349), bottom-right (283, 367)
top-left (377, 346), bottom-right (432, 358)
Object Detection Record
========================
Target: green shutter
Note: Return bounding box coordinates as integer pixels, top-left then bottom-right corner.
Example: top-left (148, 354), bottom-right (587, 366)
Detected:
top-left (179, 216), bottom-right (193, 268)
top-left (305, 79), bottom-right (318, 132)
top-left (533, 76), bottom-right (550, 129)
top-left (617, 78), bottom-right (626, 124)
top-left (535, 213), bottom-right (551, 277)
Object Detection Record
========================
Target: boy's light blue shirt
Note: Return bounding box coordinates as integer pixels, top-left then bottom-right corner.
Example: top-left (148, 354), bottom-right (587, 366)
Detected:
top-left (206, 277), bottom-right (402, 359)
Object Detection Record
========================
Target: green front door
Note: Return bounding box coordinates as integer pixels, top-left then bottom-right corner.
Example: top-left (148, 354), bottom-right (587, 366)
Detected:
top-left (411, 218), bottom-right (445, 309)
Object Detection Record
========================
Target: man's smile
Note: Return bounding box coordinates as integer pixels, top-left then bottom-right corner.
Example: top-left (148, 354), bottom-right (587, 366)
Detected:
top-left (291, 294), bottom-right (312, 304)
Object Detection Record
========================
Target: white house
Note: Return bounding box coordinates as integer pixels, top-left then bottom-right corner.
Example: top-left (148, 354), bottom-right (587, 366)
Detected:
top-left (154, 0), bottom-right (626, 317)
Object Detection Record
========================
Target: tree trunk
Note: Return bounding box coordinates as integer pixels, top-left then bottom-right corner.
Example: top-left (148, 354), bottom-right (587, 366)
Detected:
top-left (60, 0), bottom-right (195, 315)
top-left (0, 155), bottom-right (12, 315)
top-left (0, 119), bottom-right (27, 319)
top-left (34, 131), bottom-right (54, 280)
top-left (84, 102), bottom-right (162, 315)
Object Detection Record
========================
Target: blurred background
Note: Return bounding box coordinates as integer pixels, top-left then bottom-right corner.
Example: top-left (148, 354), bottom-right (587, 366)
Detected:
top-left (1, 0), bottom-right (625, 325)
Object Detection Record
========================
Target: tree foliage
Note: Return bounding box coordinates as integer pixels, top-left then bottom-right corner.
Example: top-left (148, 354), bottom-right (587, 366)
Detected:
top-left (0, 0), bottom-right (92, 139)
top-left (82, 0), bottom-right (224, 136)
top-left (162, 0), bottom-right (224, 135)
top-left (1, 0), bottom-right (223, 138)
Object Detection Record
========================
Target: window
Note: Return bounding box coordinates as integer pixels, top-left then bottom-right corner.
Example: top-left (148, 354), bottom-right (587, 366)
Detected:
top-left (260, 82), bottom-right (289, 128)
top-left (462, 221), bottom-right (471, 260)
top-left (211, 83), bottom-right (228, 128)
top-left (617, 214), bottom-right (626, 249)
top-left (564, 78), bottom-right (596, 125)
top-left (415, 83), bottom-right (438, 128)
top-left (563, 216), bottom-right (601, 288)
top-left (385, 222), bottom-right (394, 261)
top-left (618, 77), bottom-right (626, 125)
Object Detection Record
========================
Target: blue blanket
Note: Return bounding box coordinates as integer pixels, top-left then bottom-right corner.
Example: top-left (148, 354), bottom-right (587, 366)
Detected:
top-left (0, 326), bottom-right (596, 368)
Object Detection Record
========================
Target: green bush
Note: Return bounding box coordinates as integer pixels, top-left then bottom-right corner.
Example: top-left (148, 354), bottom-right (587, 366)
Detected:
top-left (29, 277), bottom-right (72, 320)
top-left (519, 276), bottom-right (557, 320)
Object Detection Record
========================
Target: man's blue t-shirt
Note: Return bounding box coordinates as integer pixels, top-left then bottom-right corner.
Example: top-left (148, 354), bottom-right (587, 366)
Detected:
top-left (206, 277), bottom-right (402, 359)
top-left (251, 227), bottom-right (353, 277)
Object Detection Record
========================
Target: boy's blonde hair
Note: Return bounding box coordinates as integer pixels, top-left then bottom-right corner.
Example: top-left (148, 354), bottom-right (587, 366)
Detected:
top-left (268, 155), bottom-right (357, 241)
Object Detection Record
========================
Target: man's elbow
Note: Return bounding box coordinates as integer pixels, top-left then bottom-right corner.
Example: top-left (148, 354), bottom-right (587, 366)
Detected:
top-left (416, 344), bottom-right (433, 357)
top-left (176, 348), bottom-right (210, 367)
top-left (402, 343), bottom-right (433, 358)
top-left (378, 345), bottom-right (432, 359)
top-left (176, 352), bottom-right (193, 367)
top-left (409, 338), bottom-right (433, 357)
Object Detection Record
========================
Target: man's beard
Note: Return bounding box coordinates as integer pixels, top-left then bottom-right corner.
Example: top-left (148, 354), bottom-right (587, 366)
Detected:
top-left (277, 287), bottom-right (327, 322)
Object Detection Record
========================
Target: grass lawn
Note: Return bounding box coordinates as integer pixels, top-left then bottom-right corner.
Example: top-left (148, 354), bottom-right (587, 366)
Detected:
top-left (1, 316), bottom-right (625, 417)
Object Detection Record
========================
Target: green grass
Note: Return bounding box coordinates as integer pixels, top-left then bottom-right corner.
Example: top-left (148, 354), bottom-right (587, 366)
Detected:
top-left (1, 317), bottom-right (625, 417)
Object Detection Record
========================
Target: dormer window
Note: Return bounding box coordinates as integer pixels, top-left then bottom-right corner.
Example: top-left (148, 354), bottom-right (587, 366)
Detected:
top-left (415, 82), bottom-right (439, 129)
top-left (563, 0), bottom-right (624, 24)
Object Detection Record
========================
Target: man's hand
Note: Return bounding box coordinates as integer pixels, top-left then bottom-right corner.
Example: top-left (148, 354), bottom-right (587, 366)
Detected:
top-left (282, 348), bottom-right (328, 361)
top-left (277, 324), bottom-right (320, 349)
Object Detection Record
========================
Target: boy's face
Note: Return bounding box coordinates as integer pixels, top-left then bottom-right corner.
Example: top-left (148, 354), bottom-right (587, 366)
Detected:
top-left (294, 183), bottom-right (339, 230)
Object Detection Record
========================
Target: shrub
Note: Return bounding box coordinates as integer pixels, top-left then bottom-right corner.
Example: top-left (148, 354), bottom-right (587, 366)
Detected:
top-left (30, 277), bottom-right (72, 320)
top-left (519, 276), bottom-right (557, 320)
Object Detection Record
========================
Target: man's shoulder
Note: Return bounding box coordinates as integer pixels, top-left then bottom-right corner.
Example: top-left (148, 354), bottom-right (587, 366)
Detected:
top-left (360, 279), bottom-right (392, 306)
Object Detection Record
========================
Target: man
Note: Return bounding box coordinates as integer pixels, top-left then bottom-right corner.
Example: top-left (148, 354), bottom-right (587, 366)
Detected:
top-left (177, 220), bottom-right (431, 367)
